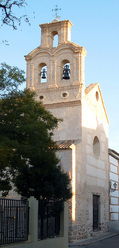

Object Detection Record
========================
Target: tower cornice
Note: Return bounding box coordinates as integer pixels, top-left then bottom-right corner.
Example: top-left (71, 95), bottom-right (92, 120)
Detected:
top-left (40, 19), bottom-right (73, 28)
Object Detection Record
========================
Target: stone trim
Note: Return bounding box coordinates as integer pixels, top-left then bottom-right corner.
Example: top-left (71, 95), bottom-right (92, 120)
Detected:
top-left (44, 100), bottom-right (81, 109)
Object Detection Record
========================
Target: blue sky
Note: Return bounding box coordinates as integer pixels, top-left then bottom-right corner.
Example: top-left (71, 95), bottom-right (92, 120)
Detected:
top-left (0, 0), bottom-right (119, 151)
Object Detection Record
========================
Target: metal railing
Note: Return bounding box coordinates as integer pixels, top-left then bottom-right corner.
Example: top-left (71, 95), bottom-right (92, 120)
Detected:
top-left (38, 200), bottom-right (61, 240)
top-left (0, 198), bottom-right (29, 245)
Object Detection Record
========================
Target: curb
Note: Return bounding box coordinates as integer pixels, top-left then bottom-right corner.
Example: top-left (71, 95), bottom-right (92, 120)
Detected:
top-left (69, 232), bottom-right (119, 247)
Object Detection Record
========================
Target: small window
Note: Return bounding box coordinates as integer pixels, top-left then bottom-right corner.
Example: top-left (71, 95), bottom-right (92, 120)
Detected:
top-left (96, 91), bottom-right (99, 101)
top-left (93, 136), bottom-right (100, 159)
top-left (39, 64), bottom-right (47, 83)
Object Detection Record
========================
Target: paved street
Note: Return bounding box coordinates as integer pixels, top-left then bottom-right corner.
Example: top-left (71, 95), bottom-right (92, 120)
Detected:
top-left (71, 234), bottom-right (119, 248)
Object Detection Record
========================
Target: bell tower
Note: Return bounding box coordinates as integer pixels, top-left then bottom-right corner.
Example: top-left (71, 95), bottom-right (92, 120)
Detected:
top-left (25, 19), bottom-right (86, 141)
top-left (40, 20), bottom-right (72, 47)
top-left (25, 19), bottom-right (86, 103)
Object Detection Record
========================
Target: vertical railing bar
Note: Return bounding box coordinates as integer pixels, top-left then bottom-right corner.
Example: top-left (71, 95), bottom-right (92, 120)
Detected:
top-left (16, 200), bottom-right (18, 241)
top-left (0, 199), bottom-right (2, 245)
top-left (9, 199), bottom-right (12, 242)
top-left (0, 198), bottom-right (29, 245)
top-left (27, 203), bottom-right (29, 239)
top-left (47, 204), bottom-right (48, 238)
top-left (11, 199), bottom-right (13, 243)
top-left (0, 199), bottom-right (3, 244)
top-left (2, 199), bottom-right (4, 245)
top-left (9, 199), bottom-right (11, 243)
top-left (22, 201), bottom-right (23, 240)
top-left (22, 201), bottom-right (24, 240)
top-left (16, 200), bottom-right (17, 241)
top-left (23, 201), bottom-right (25, 239)
top-left (17, 200), bottom-right (19, 241)
top-left (5, 199), bottom-right (7, 244)
top-left (8, 199), bottom-right (9, 243)
top-left (10, 201), bottom-right (14, 243)
top-left (1, 199), bottom-right (4, 244)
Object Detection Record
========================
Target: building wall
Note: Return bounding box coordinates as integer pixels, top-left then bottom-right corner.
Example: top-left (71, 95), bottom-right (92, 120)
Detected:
top-left (47, 103), bottom-right (81, 142)
top-left (109, 154), bottom-right (119, 231)
top-left (68, 86), bottom-right (109, 242)
top-left (57, 149), bottom-right (72, 173)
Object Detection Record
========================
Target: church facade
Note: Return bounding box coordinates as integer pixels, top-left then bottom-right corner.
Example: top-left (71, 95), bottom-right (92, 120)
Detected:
top-left (25, 19), bottom-right (109, 241)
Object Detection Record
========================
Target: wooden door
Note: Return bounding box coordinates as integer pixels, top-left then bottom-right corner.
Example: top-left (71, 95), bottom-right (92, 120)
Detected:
top-left (93, 195), bottom-right (100, 230)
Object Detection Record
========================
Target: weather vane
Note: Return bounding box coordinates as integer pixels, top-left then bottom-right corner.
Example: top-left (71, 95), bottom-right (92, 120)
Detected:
top-left (52, 5), bottom-right (61, 20)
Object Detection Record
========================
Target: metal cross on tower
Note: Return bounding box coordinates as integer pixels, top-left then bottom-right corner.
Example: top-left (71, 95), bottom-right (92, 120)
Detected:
top-left (52, 5), bottom-right (61, 20)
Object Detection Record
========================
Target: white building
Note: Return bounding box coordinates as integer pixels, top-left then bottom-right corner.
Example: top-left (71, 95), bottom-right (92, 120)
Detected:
top-left (25, 18), bottom-right (110, 241)
top-left (109, 149), bottom-right (119, 231)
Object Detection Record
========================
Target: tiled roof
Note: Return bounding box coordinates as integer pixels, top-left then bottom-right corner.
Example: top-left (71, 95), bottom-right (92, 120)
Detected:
top-left (56, 140), bottom-right (75, 149)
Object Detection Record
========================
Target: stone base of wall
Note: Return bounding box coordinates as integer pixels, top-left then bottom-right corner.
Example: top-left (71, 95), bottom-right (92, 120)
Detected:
top-left (109, 221), bottom-right (119, 232)
top-left (69, 224), bottom-right (90, 242)
top-left (68, 222), bottom-right (109, 243)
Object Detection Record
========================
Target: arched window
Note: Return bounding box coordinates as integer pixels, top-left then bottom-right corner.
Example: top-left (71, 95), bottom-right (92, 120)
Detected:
top-left (39, 63), bottom-right (47, 83)
top-left (62, 60), bottom-right (70, 80)
top-left (93, 136), bottom-right (100, 159)
top-left (52, 31), bottom-right (58, 47)
top-left (96, 91), bottom-right (99, 101)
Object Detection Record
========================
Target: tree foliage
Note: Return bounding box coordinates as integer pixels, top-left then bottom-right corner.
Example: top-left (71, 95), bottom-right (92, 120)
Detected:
top-left (0, 63), bottom-right (25, 97)
top-left (0, 63), bottom-right (72, 203)
top-left (0, 0), bottom-right (29, 29)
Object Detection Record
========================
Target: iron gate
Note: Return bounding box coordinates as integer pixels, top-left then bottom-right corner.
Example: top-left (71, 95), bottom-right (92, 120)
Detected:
top-left (38, 200), bottom-right (61, 240)
top-left (0, 198), bottom-right (29, 245)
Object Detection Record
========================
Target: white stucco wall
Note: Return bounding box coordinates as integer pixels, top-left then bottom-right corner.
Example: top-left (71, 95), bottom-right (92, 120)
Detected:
top-left (109, 154), bottom-right (119, 229)
top-left (50, 104), bottom-right (81, 141)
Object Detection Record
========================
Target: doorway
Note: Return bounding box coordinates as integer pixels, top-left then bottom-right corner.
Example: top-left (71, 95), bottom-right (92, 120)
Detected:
top-left (93, 195), bottom-right (100, 231)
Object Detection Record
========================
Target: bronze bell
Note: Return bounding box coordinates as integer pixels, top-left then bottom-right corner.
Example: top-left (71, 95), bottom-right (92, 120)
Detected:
top-left (63, 64), bottom-right (70, 80)
top-left (41, 68), bottom-right (47, 79)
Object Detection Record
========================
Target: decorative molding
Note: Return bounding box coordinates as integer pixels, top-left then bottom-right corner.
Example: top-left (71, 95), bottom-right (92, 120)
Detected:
top-left (25, 42), bottom-right (87, 61)
top-left (36, 84), bottom-right (82, 93)
top-left (44, 100), bottom-right (81, 109)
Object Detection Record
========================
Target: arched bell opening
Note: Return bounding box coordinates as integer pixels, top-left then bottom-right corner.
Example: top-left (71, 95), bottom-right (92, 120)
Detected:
top-left (52, 31), bottom-right (58, 48)
top-left (39, 63), bottom-right (47, 83)
top-left (62, 60), bottom-right (70, 80)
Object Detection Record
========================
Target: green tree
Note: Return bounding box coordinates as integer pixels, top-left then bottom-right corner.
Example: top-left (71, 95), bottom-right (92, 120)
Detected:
top-left (0, 63), bottom-right (72, 204)
top-left (0, 63), bottom-right (25, 97)
top-left (0, 63), bottom-right (25, 195)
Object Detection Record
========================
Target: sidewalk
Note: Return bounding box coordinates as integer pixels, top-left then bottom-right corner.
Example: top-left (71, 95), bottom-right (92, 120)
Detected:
top-left (69, 231), bottom-right (119, 247)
